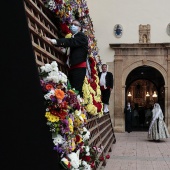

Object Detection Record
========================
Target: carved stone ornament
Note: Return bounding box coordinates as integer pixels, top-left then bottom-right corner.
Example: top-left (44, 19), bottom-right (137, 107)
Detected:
top-left (167, 23), bottom-right (170, 36)
top-left (114, 24), bottom-right (123, 38)
top-left (139, 24), bottom-right (150, 43)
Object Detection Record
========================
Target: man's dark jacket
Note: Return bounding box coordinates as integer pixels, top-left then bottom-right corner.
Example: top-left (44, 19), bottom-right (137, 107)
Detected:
top-left (55, 32), bottom-right (88, 66)
top-left (98, 72), bottom-right (114, 89)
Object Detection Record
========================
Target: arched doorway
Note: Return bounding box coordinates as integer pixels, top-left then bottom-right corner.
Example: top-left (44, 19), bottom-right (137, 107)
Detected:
top-left (125, 66), bottom-right (165, 131)
top-left (110, 43), bottom-right (170, 133)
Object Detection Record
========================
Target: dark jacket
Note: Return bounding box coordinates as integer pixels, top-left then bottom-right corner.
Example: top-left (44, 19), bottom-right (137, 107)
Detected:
top-left (55, 32), bottom-right (88, 66)
top-left (98, 72), bottom-right (114, 89)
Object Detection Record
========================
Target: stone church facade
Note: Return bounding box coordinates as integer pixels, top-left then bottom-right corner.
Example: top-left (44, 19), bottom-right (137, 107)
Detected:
top-left (109, 43), bottom-right (170, 132)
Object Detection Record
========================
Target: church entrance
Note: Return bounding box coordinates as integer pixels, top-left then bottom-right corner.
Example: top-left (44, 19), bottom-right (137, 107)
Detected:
top-left (125, 66), bottom-right (165, 131)
top-left (109, 43), bottom-right (170, 133)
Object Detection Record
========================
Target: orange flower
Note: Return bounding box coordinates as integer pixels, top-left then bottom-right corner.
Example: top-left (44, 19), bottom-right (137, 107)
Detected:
top-left (55, 89), bottom-right (65, 100)
top-left (46, 84), bottom-right (54, 90)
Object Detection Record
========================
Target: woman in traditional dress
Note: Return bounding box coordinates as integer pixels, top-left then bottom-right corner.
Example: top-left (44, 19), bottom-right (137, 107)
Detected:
top-left (148, 103), bottom-right (169, 140)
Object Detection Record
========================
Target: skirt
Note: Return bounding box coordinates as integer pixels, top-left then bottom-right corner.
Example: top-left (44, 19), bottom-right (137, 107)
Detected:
top-left (148, 119), bottom-right (170, 140)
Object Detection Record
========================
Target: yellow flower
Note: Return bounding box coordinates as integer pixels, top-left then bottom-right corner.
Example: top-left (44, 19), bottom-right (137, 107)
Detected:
top-left (86, 104), bottom-right (98, 115)
top-left (68, 118), bottom-right (73, 133)
top-left (98, 111), bottom-right (104, 118)
top-left (61, 157), bottom-right (69, 166)
top-left (94, 96), bottom-right (101, 102)
top-left (65, 33), bottom-right (72, 38)
top-left (71, 138), bottom-right (76, 151)
top-left (74, 117), bottom-right (83, 127)
top-left (45, 112), bottom-right (59, 122)
top-left (81, 113), bottom-right (87, 120)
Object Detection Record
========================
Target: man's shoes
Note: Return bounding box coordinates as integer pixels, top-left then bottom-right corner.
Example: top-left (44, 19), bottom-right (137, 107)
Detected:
top-left (104, 111), bottom-right (109, 115)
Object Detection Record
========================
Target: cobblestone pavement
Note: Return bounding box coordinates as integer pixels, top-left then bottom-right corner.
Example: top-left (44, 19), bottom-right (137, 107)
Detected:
top-left (104, 132), bottom-right (170, 170)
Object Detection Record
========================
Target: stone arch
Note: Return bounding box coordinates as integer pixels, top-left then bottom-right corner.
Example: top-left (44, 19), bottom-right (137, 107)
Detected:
top-left (121, 60), bottom-right (168, 129)
top-left (122, 60), bottom-right (167, 86)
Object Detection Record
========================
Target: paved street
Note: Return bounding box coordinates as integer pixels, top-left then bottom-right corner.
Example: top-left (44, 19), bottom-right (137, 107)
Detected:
top-left (104, 132), bottom-right (170, 170)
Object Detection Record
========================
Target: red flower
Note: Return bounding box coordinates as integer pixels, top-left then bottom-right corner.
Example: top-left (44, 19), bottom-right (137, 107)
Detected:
top-left (75, 135), bottom-right (81, 143)
top-left (82, 155), bottom-right (91, 162)
top-left (50, 108), bottom-right (68, 120)
top-left (79, 141), bottom-right (84, 146)
top-left (60, 23), bottom-right (71, 35)
top-left (99, 156), bottom-right (105, 161)
top-left (46, 84), bottom-right (54, 90)
top-left (56, 110), bottom-right (68, 120)
top-left (85, 9), bottom-right (89, 14)
top-left (68, 162), bottom-right (71, 169)
top-left (85, 156), bottom-right (91, 162)
top-left (60, 101), bottom-right (68, 109)
top-left (92, 97), bottom-right (102, 112)
top-left (106, 155), bottom-right (110, 159)
top-left (91, 69), bottom-right (96, 75)
top-left (90, 81), bottom-right (97, 91)
top-left (90, 162), bottom-right (95, 168)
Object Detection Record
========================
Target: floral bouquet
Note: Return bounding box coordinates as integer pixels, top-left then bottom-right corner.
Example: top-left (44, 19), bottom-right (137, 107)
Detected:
top-left (39, 61), bottom-right (108, 170)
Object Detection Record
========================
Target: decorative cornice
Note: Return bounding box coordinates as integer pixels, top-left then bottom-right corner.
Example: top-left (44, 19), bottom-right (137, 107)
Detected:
top-left (109, 43), bottom-right (170, 49)
top-left (109, 43), bottom-right (170, 56)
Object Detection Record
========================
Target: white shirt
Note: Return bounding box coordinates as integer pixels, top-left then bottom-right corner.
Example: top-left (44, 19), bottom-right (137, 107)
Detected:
top-left (100, 72), bottom-right (107, 86)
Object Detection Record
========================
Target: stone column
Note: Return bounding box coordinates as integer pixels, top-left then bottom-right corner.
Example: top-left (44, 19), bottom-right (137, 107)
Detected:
top-left (165, 86), bottom-right (168, 125)
top-left (114, 57), bottom-right (124, 132)
top-left (167, 49), bottom-right (170, 131)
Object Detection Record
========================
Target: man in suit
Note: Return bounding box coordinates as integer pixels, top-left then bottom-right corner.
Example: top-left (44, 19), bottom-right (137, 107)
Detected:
top-left (98, 64), bottom-right (114, 114)
top-left (46, 20), bottom-right (88, 97)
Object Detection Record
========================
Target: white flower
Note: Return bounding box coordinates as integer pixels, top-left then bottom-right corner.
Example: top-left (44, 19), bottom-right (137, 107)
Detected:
top-left (40, 66), bottom-right (45, 72)
top-left (51, 76), bottom-right (60, 83)
top-left (42, 77), bottom-right (49, 82)
top-left (51, 61), bottom-right (58, 68)
top-left (48, 70), bottom-right (59, 77)
top-left (57, 72), bottom-right (67, 83)
top-left (53, 67), bottom-right (59, 72)
top-left (97, 147), bottom-right (102, 153)
top-left (46, 76), bottom-right (52, 82)
top-left (44, 89), bottom-right (55, 100)
top-left (44, 63), bottom-right (53, 72)
top-left (49, 89), bottom-right (55, 95)
top-left (86, 152), bottom-right (90, 156)
top-left (48, 0), bottom-right (56, 10)
top-left (77, 95), bottom-right (83, 103)
top-left (82, 161), bottom-right (91, 170)
top-left (60, 77), bottom-right (67, 83)
top-left (67, 150), bottom-right (80, 169)
top-left (75, 110), bottom-right (84, 122)
top-left (44, 93), bottom-right (51, 100)
top-left (53, 134), bottom-right (66, 145)
top-left (85, 146), bottom-right (90, 153)
top-left (80, 127), bottom-right (90, 141)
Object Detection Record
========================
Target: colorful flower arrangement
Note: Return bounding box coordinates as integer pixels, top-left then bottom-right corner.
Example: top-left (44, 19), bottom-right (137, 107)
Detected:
top-left (42, 0), bottom-right (103, 117)
top-left (40, 61), bottom-right (109, 169)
